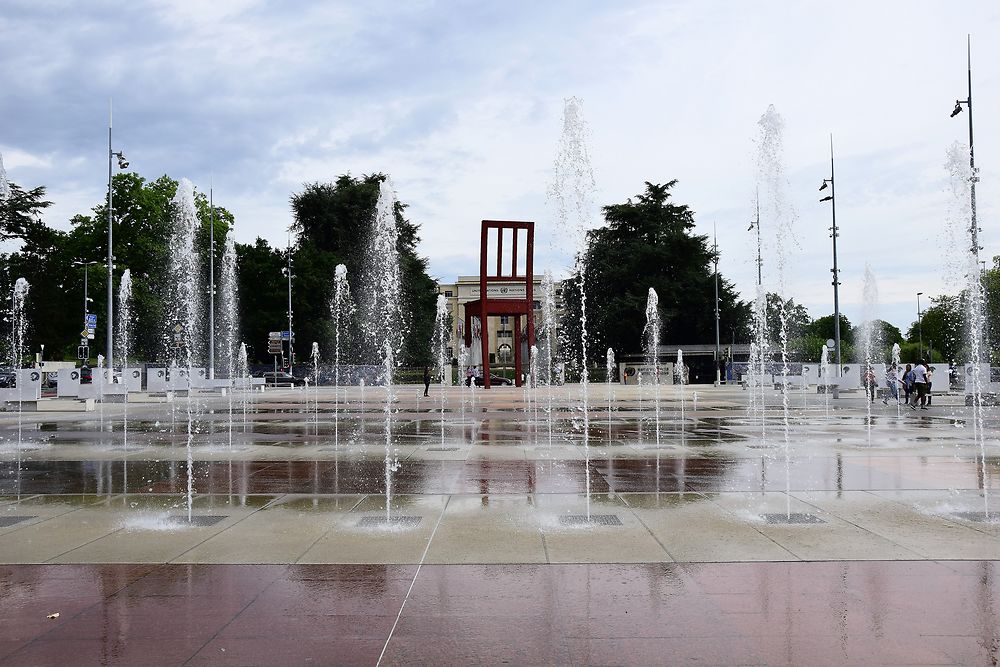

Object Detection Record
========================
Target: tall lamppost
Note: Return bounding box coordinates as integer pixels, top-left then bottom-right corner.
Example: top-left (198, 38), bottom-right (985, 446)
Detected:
top-left (950, 35), bottom-right (980, 272)
top-left (916, 292), bottom-right (924, 359)
top-left (713, 222), bottom-right (721, 386)
top-left (819, 134), bottom-right (841, 376)
top-left (950, 36), bottom-right (983, 364)
top-left (281, 237), bottom-right (295, 371)
top-left (106, 103), bottom-right (128, 376)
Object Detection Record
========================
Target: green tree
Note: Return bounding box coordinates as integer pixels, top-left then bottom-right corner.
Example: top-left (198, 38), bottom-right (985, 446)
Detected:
top-left (806, 314), bottom-right (855, 346)
top-left (68, 174), bottom-right (233, 363)
top-left (562, 181), bottom-right (751, 361)
top-left (906, 295), bottom-right (964, 362)
top-left (289, 174), bottom-right (437, 366)
top-left (764, 293), bottom-right (810, 342)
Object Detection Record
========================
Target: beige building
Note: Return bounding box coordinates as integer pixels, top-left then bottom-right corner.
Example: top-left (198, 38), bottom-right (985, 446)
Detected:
top-left (437, 275), bottom-right (564, 365)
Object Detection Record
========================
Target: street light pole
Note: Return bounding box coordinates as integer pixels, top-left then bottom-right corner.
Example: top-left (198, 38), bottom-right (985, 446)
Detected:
top-left (713, 222), bottom-right (721, 386)
top-left (917, 292), bottom-right (924, 359)
top-left (820, 134), bottom-right (842, 376)
top-left (282, 235), bottom-right (295, 371)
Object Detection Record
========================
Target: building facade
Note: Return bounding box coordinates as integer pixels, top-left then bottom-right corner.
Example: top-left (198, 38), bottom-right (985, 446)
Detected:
top-left (437, 275), bottom-right (564, 365)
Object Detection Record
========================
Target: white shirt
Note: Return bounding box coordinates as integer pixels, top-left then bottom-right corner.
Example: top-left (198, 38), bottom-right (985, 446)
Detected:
top-left (912, 364), bottom-right (927, 384)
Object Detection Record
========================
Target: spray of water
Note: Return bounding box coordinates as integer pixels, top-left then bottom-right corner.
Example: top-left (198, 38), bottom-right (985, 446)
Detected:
top-left (12, 278), bottom-right (29, 477)
top-left (755, 105), bottom-right (798, 517)
top-left (820, 344), bottom-right (831, 419)
top-left (605, 347), bottom-right (615, 444)
top-left (219, 228), bottom-right (240, 447)
top-left (167, 179), bottom-right (203, 522)
top-left (859, 264), bottom-right (880, 447)
top-left (0, 152), bottom-right (10, 201)
top-left (433, 294), bottom-right (449, 446)
top-left (945, 142), bottom-right (990, 517)
top-left (540, 271), bottom-right (557, 445)
top-left (364, 181), bottom-right (405, 517)
top-left (116, 269), bottom-right (133, 460)
top-left (549, 97), bottom-right (597, 517)
top-left (644, 289), bottom-right (661, 449)
top-left (332, 263), bottom-right (354, 449)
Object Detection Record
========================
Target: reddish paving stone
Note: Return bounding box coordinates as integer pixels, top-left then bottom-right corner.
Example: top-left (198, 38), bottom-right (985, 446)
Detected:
top-left (0, 562), bottom-right (999, 665)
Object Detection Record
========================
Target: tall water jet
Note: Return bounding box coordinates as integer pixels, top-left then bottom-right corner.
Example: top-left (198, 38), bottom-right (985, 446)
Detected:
top-left (747, 287), bottom-right (768, 445)
top-left (891, 342), bottom-right (902, 417)
top-left (331, 264), bottom-right (354, 448)
top-left (0, 152), bottom-right (10, 201)
top-left (539, 271), bottom-right (558, 445)
top-left (11, 278), bottom-right (29, 463)
top-left (605, 348), bottom-right (615, 444)
top-left (310, 342), bottom-right (320, 429)
top-left (945, 142), bottom-right (989, 516)
top-left (549, 97), bottom-right (597, 516)
top-left (116, 269), bottom-right (134, 453)
top-left (643, 289), bottom-right (661, 448)
top-left (755, 105), bottom-right (798, 517)
top-left (675, 348), bottom-right (686, 433)
top-left (433, 294), bottom-right (449, 447)
top-left (363, 180), bottom-right (406, 518)
top-left (219, 227), bottom-right (240, 447)
top-left (530, 344), bottom-right (540, 439)
top-left (382, 341), bottom-right (400, 520)
top-left (820, 344), bottom-right (831, 419)
top-left (236, 343), bottom-right (250, 433)
top-left (457, 343), bottom-right (469, 426)
top-left (859, 264), bottom-right (880, 446)
top-left (167, 179), bottom-right (203, 522)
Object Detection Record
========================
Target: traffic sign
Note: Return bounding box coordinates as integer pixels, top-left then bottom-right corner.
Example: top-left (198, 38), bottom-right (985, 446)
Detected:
top-left (268, 339), bottom-right (283, 355)
top-left (173, 323), bottom-right (184, 334)
top-left (280, 330), bottom-right (293, 340)
top-left (269, 331), bottom-right (282, 341)
top-left (78, 346), bottom-right (89, 360)
top-left (80, 338), bottom-right (88, 346)
top-left (85, 313), bottom-right (97, 328)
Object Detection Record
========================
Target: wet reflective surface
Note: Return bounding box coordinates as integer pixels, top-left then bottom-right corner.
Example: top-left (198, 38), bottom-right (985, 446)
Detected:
top-left (1, 561), bottom-right (999, 666)
top-left (2, 384), bottom-right (1000, 664)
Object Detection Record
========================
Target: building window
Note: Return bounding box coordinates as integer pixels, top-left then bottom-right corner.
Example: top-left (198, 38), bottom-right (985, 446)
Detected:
top-left (532, 300), bottom-right (541, 309)
top-left (444, 290), bottom-right (453, 297)
top-left (498, 330), bottom-right (513, 338)
top-left (500, 315), bottom-right (509, 324)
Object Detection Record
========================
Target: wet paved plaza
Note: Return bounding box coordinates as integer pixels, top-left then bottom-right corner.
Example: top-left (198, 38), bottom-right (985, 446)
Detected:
top-left (1, 384), bottom-right (999, 665)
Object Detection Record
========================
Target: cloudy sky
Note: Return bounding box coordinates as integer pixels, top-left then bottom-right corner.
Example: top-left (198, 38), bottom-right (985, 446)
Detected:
top-left (2, 0), bottom-right (998, 336)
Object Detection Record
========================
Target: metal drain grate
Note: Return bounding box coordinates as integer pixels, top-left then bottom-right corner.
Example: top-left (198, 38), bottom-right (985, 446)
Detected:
top-left (358, 515), bottom-right (422, 528)
top-left (763, 513), bottom-right (825, 525)
top-left (167, 515), bottom-right (228, 527)
top-left (952, 511), bottom-right (1000, 523)
top-left (0, 515), bottom-right (36, 528)
top-left (559, 514), bottom-right (623, 526)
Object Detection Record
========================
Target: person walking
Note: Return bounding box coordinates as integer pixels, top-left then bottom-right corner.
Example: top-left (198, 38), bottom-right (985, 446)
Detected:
top-left (883, 363), bottom-right (899, 405)
top-left (910, 359), bottom-right (929, 410)
top-left (902, 364), bottom-right (914, 404)
top-left (422, 366), bottom-right (431, 397)
top-left (925, 364), bottom-right (934, 406)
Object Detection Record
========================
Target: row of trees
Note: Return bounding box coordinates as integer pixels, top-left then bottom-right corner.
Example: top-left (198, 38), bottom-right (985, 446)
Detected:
top-left (0, 171), bottom-right (438, 366)
top-left (559, 181), bottom-right (998, 366)
top-left (3, 171), bottom-right (994, 370)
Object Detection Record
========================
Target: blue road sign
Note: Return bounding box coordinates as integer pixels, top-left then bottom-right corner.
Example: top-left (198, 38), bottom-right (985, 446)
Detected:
top-left (280, 331), bottom-right (293, 340)
top-left (85, 314), bottom-right (97, 328)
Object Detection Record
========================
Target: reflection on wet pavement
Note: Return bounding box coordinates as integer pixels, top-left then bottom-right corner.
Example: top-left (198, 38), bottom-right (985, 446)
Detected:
top-left (2, 385), bottom-right (999, 664)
